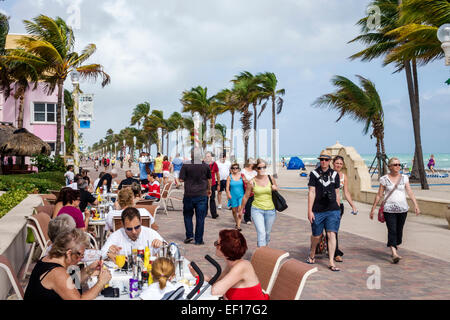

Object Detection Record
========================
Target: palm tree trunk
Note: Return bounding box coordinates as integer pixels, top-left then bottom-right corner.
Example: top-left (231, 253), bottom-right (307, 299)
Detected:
top-left (241, 106), bottom-right (251, 163)
top-left (272, 95), bottom-right (278, 178)
top-left (17, 87), bottom-right (25, 129)
top-left (55, 79), bottom-right (64, 156)
top-left (253, 103), bottom-right (257, 159)
top-left (166, 131), bottom-right (169, 156)
top-left (405, 60), bottom-right (429, 189)
top-left (230, 110), bottom-right (235, 161)
top-left (210, 116), bottom-right (216, 155)
top-left (202, 117), bottom-right (207, 153)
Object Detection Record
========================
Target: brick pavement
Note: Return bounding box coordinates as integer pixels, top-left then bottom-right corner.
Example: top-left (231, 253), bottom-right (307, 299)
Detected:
top-left (80, 160), bottom-right (450, 300)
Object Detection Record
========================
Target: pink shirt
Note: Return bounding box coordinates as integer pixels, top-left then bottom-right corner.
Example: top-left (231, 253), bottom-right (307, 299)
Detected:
top-left (57, 206), bottom-right (85, 229)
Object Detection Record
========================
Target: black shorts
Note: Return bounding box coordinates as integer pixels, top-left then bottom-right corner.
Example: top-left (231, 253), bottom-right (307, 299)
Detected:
top-left (218, 180), bottom-right (227, 192)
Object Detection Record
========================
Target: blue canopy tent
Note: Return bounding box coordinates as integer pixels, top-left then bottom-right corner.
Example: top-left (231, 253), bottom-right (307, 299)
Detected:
top-left (287, 157), bottom-right (305, 170)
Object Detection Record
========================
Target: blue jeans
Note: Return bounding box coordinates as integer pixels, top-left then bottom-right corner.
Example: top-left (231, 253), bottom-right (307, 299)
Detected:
top-left (183, 196), bottom-right (208, 244)
top-left (251, 206), bottom-right (276, 247)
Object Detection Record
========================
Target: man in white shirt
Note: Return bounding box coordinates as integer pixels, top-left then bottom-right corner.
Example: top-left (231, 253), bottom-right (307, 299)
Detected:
top-left (101, 207), bottom-right (164, 260)
top-left (64, 165), bottom-right (75, 186)
top-left (216, 154), bottom-right (231, 210)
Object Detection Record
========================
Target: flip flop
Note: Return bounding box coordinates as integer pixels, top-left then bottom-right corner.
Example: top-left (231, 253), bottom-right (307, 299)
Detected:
top-left (328, 265), bottom-right (340, 272)
top-left (334, 256), bottom-right (343, 263)
top-left (305, 256), bottom-right (315, 264)
top-left (392, 256), bottom-right (400, 264)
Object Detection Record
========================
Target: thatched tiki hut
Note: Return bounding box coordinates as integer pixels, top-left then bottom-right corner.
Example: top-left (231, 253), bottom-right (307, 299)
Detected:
top-left (0, 123), bottom-right (51, 174)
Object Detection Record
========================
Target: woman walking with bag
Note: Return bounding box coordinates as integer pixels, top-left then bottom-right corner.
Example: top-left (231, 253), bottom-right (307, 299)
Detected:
top-left (370, 157), bottom-right (420, 263)
top-left (226, 164), bottom-right (247, 231)
top-left (241, 159), bottom-right (279, 247)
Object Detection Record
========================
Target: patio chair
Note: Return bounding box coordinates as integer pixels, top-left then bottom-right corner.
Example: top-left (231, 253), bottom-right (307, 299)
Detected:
top-left (113, 216), bottom-right (152, 232)
top-left (22, 213), bottom-right (51, 280)
top-left (164, 182), bottom-right (184, 214)
top-left (48, 190), bottom-right (60, 198)
top-left (33, 205), bottom-right (55, 218)
top-left (250, 247), bottom-right (289, 295)
top-left (135, 204), bottom-right (160, 231)
top-left (86, 232), bottom-right (99, 250)
top-left (0, 255), bottom-right (25, 300)
top-left (269, 259), bottom-right (318, 300)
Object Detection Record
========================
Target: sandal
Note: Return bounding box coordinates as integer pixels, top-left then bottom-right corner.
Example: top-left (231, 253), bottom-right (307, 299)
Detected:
top-left (235, 225), bottom-right (242, 232)
top-left (334, 256), bottom-right (343, 263)
top-left (328, 265), bottom-right (340, 272)
top-left (305, 256), bottom-right (315, 264)
top-left (392, 256), bottom-right (400, 264)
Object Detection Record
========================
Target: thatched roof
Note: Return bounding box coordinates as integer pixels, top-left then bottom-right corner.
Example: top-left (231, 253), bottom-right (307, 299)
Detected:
top-left (0, 126), bottom-right (51, 156)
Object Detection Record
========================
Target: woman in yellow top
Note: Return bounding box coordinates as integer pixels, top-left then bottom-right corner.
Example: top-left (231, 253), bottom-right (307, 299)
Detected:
top-left (240, 159), bottom-right (279, 247)
top-left (154, 152), bottom-right (164, 182)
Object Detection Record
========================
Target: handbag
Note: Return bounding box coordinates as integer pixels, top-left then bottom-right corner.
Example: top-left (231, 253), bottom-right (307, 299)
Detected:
top-left (378, 175), bottom-right (402, 223)
top-left (268, 175), bottom-right (288, 212)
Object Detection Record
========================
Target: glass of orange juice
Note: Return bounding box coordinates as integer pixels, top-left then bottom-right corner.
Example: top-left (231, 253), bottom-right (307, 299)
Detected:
top-left (115, 252), bottom-right (126, 271)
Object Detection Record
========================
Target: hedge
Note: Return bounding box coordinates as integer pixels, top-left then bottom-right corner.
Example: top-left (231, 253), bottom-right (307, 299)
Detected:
top-left (0, 189), bottom-right (29, 218)
top-left (0, 171), bottom-right (64, 194)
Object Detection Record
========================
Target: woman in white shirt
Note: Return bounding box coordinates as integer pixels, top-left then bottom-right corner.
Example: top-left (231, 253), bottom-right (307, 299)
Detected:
top-left (106, 188), bottom-right (154, 232)
top-left (370, 157), bottom-right (420, 264)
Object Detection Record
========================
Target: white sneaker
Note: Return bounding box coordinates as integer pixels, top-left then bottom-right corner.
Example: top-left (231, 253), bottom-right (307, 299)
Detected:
top-left (218, 204), bottom-right (222, 209)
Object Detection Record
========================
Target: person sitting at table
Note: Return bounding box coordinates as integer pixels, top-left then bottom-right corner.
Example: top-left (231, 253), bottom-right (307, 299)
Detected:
top-left (44, 214), bottom-right (77, 256)
top-left (101, 207), bottom-right (164, 260)
top-left (52, 187), bottom-right (76, 219)
top-left (107, 188), bottom-right (155, 231)
top-left (189, 229), bottom-right (269, 300)
top-left (142, 173), bottom-right (161, 201)
top-left (118, 170), bottom-right (140, 190)
top-left (140, 257), bottom-right (183, 300)
top-left (24, 229), bottom-right (112, 300)
top-left (57, 188), bottom-right (90, 231)
top-left (78, 179), bottom-right (97, 213)
top-left (96, 169), bottom-right (118, 193)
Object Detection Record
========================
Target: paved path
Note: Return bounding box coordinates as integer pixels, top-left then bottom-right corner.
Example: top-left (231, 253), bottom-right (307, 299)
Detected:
top-left (80, 160), bottom-right (450, 300)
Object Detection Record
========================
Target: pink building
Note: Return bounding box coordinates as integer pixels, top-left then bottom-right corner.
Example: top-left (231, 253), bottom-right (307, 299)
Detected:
top-left (0, 81), bottom-right (66, 157)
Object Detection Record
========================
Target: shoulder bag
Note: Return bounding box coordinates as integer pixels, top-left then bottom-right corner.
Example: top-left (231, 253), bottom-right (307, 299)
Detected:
top-left (378, 175), bottom-right (403, 223)
top-left (268, 175), bottom-right (288, 212)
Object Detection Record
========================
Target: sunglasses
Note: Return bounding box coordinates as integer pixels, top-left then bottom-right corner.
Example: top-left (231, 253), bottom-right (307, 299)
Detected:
top-left (125, 225), bottom-right (141, 232)
top-left (231, 167), bottom-right (239, 170)
top-left (214, 240), bottom-right (220, 247)
top-left (391, 164), bottom-right (401, 167)
top-left (319, 158), bottom-right (330, 162)
top-left (257, 166), bottom-right (267, 170)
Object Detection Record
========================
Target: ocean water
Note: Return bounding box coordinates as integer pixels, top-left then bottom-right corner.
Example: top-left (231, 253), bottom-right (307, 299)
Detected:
top-left (280, 153), bottom-right (450, 171)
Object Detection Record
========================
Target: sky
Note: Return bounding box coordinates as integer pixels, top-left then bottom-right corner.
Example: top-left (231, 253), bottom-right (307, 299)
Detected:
top-left (1, 0), bottom-right (449, 157)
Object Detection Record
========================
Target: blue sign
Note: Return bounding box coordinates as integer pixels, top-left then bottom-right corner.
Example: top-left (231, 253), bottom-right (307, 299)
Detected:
top-left (80, 121), bottom-right (91, 129)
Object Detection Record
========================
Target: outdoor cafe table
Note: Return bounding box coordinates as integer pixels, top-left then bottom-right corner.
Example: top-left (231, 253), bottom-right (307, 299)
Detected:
top-left (88, 218), bottom-right (106, 247)
top-left (92, 258), bottom-right (220, 300)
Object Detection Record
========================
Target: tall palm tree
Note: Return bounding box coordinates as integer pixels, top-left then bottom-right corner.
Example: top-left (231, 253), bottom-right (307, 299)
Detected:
top-left (233, 71), bottom-right (265, 159)
top-left (144, 110), bottom-right (166, 154)
top-left (313, 75), bottom-right (387, 176)
top-left (168, 112), bottom-right (184, 156)
top-left (131, 102), bottom-right (151, 129)
top-left (64, 89), bottom-right (74, 155)
top-left (15, 15), bottom-right (111, 156)
top-left (180, 86), bottom-right (214, 152)
top-left (348, 0), bottom-right (428, 189)
top-left (215, 123), bottom-right (227, 157)
top-left (258, 72), bottom-right (285, 178)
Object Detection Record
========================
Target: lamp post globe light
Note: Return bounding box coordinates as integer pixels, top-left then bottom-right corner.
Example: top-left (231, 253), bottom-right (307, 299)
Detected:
top-left (438, 24), bottom-right (450, 66)
top-left (71, 70), bottom-right (81, 173)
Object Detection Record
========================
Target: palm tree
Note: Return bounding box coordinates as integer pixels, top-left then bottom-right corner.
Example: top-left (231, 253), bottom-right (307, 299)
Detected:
top-left (64, 89), bottom-right (74, 155)
top-left (144, 110), bottom-right (166, 154)
top-left (0, 13), bottom-right (11, 99)
top-left (215, 88), bottom-right (239, 160)
top-left (215, 123), bottom-right (227, 156)
top-left (313, 75), bottom-right (387, 176)
top-left (348, 0), bottom-right (428, 189)
top-left (258, 72), bottom-right (285, 178)
top-left (167, 112), bottom-right (184, 156)
top-left (15, 15), bottom-right (111, 156)
top-left (180, 86), bottom-right (214, 152)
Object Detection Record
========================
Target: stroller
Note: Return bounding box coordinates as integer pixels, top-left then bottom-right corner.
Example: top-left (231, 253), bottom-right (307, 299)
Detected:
top-left (161, 254), bottom-right (222, 300)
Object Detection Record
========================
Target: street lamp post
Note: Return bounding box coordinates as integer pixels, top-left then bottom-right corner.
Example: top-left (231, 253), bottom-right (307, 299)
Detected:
top-left (71, 70), bottom-right (80, 173)
top-left (133, 136), bottom-right (137, 160)
top-left (438, 24), bottom-right (450, 66)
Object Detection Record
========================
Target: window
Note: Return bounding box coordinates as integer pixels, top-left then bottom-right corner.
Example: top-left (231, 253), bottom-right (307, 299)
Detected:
top-left (46, 142), bottom-right (56, 152)
top-left (33, 103), bottom-right (56, 123)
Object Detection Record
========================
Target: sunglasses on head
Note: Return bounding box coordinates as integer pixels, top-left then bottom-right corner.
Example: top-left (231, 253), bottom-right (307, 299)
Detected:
top-left (125, 225), bottom-right (141, 232)
top-left (257, 166), bottom-right (267, 170)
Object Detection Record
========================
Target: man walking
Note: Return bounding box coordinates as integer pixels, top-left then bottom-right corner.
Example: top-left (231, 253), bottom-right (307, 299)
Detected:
top-left (179, 148), bottom-right (212, 245)
top-left (306, 150), bottom-right (341, 272)
top-left (172, 153), bottom-right (184, 188)
top-left (205, 151), bottom-right (220, 219)
top-left (216, 153), bottom-right (231, 210)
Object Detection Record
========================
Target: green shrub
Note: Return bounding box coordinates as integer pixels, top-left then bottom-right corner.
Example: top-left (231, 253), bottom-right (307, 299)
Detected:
top-left (31, 154), bottom-right (66, 172)
top-left (0, 172), bottom-right (64, 193)
top-left (0, 189), bottom-right (29, 218)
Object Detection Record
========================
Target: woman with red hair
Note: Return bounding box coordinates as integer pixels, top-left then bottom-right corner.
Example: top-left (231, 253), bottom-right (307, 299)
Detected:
top-left (190, 229), bottom-right (269, 300)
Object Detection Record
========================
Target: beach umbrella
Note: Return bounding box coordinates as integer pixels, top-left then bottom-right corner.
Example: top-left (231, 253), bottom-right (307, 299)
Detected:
top-left (0, 127), bottom-right (51, 157)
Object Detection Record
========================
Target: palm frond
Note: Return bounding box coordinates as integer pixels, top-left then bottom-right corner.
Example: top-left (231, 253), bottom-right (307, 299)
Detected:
top-left (76, 64), bottom-right (111, 87)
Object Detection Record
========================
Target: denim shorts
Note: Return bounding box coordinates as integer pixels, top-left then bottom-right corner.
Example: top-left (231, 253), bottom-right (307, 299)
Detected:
top-left (311, 210), bottom-right (341, 236)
